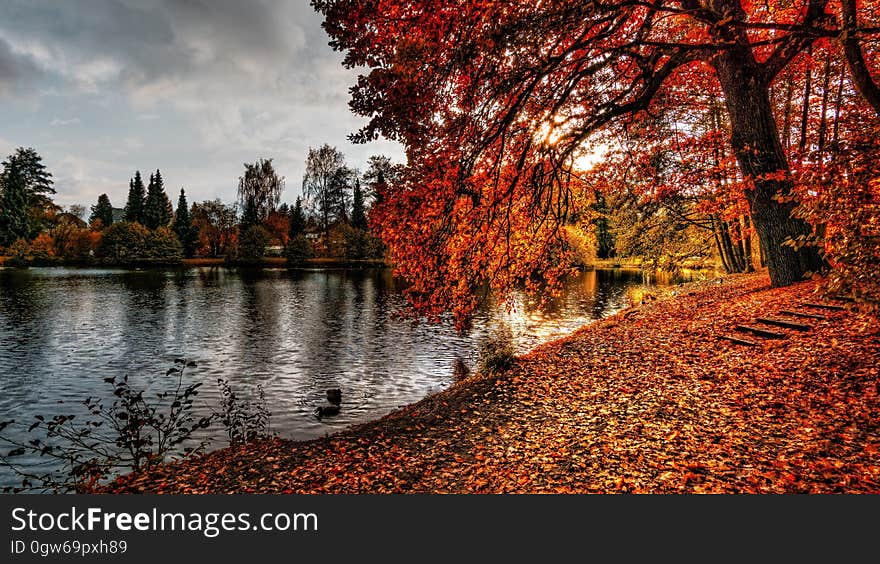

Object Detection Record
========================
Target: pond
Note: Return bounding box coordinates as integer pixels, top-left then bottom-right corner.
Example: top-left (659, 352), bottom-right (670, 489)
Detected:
top-left (0, 265), bottom-right (711, 489)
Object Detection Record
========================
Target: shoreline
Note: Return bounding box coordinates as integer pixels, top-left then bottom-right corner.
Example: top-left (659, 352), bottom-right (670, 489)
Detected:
top-left (0, 256), bottom-right (391, 269)
top-left (100, 271), bottom-right (880, 493)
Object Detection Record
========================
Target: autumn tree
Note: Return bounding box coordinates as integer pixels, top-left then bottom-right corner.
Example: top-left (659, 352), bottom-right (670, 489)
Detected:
top-left (143, 170), bottom-right (172, 230)
top-left (124, 171), bottom-right (147, 224)
top-left (89, 193), bottom-right (114, 229)
top-left (237, 158), bottom-right (284, 230)
top-left (173, 188), bottom-right (199, 258)
top-left (192, 199), bottom-right (238, 258)
top-left (310, 0), bottom-right (880, 320)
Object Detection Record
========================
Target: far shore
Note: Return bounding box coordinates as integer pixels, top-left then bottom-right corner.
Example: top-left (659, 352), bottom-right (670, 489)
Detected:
top-left (0, 255), bottom-right (721, 272)
top-left (0, 256), bottom-right (391, 269)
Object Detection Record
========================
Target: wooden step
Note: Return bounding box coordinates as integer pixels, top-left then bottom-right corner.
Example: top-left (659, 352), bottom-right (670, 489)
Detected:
top-left (734, 325), bottom-right (787, 339)
top-left (800, 302), bottom-right (846, 311)
top-left (778, 309), bottom-right (826, 320)
top-left (719, 335), bottom-right (759, 347)
top-left (755, 317), bottom-right (811, 331)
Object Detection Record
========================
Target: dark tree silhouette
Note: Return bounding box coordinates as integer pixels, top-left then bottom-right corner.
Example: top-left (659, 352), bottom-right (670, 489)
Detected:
top-left (143, 170), bottom-right (172, 230)
top-left (0, 147), bottom-right (55, 242)
top-left (89, 193), bottom-right (114, 228)
top-left (351, 179), bottom-right (368, 231)
top-left (173, 188), bottom-right (198, 258)
top-left (124, 171), bottom-right (146, 224)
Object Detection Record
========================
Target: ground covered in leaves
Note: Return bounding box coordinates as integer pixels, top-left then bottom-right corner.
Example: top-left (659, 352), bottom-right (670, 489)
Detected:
top-left (102, 272), bottom-right (880, 493)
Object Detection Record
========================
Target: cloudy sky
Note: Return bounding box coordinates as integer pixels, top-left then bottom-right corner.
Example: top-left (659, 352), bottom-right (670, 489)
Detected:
top-left (0, 0), bottom-right (404, 210)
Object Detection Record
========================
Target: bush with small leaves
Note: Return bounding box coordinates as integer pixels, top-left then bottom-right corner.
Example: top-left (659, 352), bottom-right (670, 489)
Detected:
top-left (216, 378), bottom-right (272, 447)
top-left (0, 361), bottom-right (212, 493)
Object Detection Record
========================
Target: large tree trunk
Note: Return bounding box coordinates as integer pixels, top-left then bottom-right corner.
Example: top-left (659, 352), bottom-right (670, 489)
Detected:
top-left (713, 51), bottom-right (825, 287)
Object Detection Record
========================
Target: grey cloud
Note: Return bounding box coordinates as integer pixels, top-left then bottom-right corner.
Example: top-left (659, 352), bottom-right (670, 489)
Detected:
top-left (0, 0), bottom-right (404, 206)
top-left (0, 36), bottom-right (44, 96)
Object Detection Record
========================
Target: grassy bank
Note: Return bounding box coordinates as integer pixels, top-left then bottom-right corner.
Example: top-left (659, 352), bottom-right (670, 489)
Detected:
top-left (101, 272), bottom-right (879, 493)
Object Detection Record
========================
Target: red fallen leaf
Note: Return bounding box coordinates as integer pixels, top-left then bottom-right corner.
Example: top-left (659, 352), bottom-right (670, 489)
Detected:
top-left (94, 274), bottom-right (879, 494)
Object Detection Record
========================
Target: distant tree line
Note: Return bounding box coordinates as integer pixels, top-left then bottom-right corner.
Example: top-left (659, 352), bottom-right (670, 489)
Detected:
top-left (0, 145), bottom-right (401, 267)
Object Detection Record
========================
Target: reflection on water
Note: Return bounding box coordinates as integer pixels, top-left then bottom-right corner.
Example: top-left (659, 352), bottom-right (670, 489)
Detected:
top-left (0, 265), bottom-right (710, 487)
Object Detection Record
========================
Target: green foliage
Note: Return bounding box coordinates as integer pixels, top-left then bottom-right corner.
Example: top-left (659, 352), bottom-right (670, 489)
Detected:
top-left (144, 227), bottom-right (183, 264)
top-left (124, 171), bottom-right (146, 224)
top-left (98, 221), bottom-right (182, 264)
top-left (1, 147), bottom-right (56, 237)
top-left (173, 188), bottom-right (199, 258)
top-left (477, 324), bottom-right (517, 375)
top-left (285, 235), bottom-right (313, 264)
top-left (0, 163), bottom-right (30, 247)
top-left (341, 223), bottom-right (383, 260)
top-left (98, 221), bottom-right (148, 261)
top-left (143, 170), bottom-right (172, 230)
top-left (351, 178), bottom-right (368, 230)
top-left (289, 196), bottom-right (307, 238)
top-left (234, 225), bottom-right (270, 263)
top-left (89, 193), bottom-right (114, 228)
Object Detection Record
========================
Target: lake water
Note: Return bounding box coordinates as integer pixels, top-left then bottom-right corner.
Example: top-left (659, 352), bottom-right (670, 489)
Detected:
top-left (0, 266), bottom-right (709, 488)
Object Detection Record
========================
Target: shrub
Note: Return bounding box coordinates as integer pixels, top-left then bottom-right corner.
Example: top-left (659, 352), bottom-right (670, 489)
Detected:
top-left (477, 323), bottom-right (517, 375)
top-left (285, 234), bottom-right (313, 264)
top-left (143, 226), bottom-right (183, 264)
top-left (6, 238), bottom-right (31, 267)
top-left (234, 225), bottom-right (270, 263)
top-left (216, 379), bottom-right (272, 447)
top-left (96, 222), bottom-right (181, 265)
top-left (98, 221), bottom-right (149, 262)
top-left (29, 233), bottom-right (57, 265)
top-left (0, 361), bottom-right (212, 493)
top-left (51, 221), bottom-right (98, 261)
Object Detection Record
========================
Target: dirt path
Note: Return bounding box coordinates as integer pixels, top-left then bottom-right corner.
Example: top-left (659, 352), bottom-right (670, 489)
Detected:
top-left (102, 272), bottom-right (880, 493)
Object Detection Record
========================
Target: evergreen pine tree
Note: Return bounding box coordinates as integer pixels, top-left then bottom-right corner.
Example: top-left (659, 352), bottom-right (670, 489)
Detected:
top-left (0, 147), bottom-right (56, 239)
top-left (285, 196), bottom-right (312, 263)
top-left (351, 179), bottom-right (368, 231)
top-left (124, 171), bottom-right (146, 224)
top-left (239, 196), bottom-right (259, 231)
top-left (173, 188), bottom-right (198, 258)
top-left (0, 163), bottom-right (30, 247)
top-left (289, 196), bottom-right (307, 239)
top-left (144, 169), bottom-right (172, 229)
top-left (89, 193), bottom-right (114, 228)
